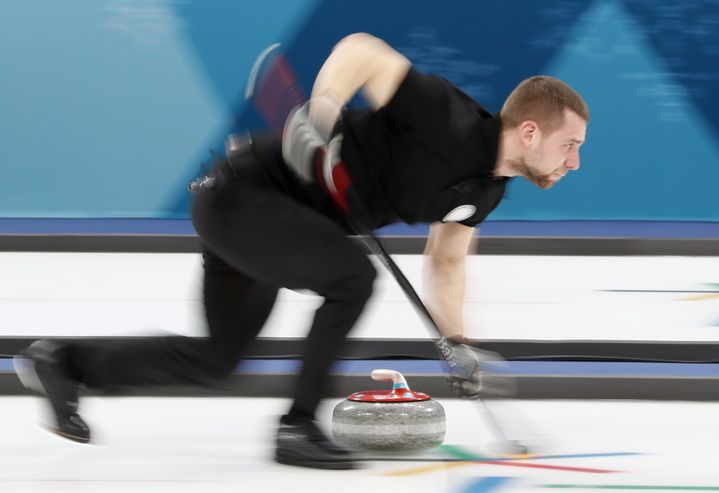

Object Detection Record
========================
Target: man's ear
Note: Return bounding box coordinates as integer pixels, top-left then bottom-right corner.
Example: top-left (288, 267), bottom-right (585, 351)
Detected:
top-left (519, 120), bottom-right (538, 147)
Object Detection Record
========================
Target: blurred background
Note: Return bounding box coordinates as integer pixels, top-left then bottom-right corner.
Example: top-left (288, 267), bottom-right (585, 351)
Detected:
top-left (1, 0), bottom-right (718, 220)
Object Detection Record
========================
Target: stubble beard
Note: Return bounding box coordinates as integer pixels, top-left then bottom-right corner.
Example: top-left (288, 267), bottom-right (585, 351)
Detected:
top-left (511, 159), bottom-right (556, 190)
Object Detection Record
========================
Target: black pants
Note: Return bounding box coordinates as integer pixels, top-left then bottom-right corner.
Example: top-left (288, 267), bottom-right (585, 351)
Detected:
top-left (66, 146), bottom-right (376, 418)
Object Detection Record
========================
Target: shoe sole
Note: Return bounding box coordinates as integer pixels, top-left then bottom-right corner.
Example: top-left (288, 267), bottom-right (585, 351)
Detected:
top-left (52, 426), bottom-right (91, 444)
top-left (275, 450), bottom-right (356, 470)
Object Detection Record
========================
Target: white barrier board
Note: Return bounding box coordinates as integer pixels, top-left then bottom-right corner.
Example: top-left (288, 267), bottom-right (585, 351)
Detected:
top-left (1, 252), bottom-right (718, 341)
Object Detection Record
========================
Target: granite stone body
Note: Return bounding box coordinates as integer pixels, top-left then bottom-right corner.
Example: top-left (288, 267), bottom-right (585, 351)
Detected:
top-left (332, 399), bottom-right (446, 451)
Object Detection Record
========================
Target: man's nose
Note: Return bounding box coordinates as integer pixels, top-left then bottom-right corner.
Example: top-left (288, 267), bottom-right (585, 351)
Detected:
top-left (565, 154), bottom-right (580, 171)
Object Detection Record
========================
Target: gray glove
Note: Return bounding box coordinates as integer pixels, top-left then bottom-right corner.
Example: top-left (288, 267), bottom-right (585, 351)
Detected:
top-left (282, 101), bottom-right (345, 202)
top-left (281, 102), bottom-right (326, 183)
top-left (436, 337), bottom-right (516, 398)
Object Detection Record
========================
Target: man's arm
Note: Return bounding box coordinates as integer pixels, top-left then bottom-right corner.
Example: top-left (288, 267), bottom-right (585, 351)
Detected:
top-left (308, 33), bottom-right (411, 138)
top-left (422, 221), bottom-right (476, 339)
top-left (281, 33), bottom-right (411, 185)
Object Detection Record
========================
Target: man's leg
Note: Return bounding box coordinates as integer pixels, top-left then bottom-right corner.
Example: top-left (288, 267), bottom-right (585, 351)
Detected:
top-left (18, 249), bottom-right (278, 442)
top-left (191, 165), bottom-right (376, 469)
top-left (68, 251), bottom-right (278, 388)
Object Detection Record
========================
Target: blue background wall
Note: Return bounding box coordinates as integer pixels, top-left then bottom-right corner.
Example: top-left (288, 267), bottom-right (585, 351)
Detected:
top-left (2, 0), bottom-right (718, 221)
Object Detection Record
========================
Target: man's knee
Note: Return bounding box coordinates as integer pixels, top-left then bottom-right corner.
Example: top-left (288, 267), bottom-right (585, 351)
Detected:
top-left (328, 257), bottom-right (376, 302)
top-left (355, 261), bottom-right (377, 299)
top-left (202, 348), bottom-right (242, 381)
top-left (204, 358), bottom-right (239, 381)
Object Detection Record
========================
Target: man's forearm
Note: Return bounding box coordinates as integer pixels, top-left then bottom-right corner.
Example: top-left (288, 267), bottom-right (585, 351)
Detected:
top-left (422, 256), bottom-right (466, 339)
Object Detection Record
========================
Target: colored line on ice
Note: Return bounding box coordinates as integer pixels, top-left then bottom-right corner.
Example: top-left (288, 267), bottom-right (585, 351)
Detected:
top-left (462, 477), bottom-right (513, 492)
top-left (383, 446), bottom-right (620, 477)
top-left (541, 486), bottom-right (719, 491)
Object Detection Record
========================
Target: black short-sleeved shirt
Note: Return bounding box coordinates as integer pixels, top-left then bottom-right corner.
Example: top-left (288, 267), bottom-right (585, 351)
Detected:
top-left (341, 68), bottom-right (509, 229)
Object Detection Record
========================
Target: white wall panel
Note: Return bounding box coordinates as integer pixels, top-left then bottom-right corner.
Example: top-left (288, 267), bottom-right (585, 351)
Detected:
top-left (1, 252), bottom-right (718, 341)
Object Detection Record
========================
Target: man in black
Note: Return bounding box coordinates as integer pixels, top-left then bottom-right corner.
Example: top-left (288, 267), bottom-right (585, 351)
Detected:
top-left (17, 33), bottom-right (588, 470)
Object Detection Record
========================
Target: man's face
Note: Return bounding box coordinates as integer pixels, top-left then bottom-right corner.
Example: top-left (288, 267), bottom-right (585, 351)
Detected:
top-left (522, 108), bottom-right (587, 190)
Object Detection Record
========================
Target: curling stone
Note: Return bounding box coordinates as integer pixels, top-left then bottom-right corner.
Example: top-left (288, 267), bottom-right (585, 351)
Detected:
top-left (332, 369), bottom-right (445, 452)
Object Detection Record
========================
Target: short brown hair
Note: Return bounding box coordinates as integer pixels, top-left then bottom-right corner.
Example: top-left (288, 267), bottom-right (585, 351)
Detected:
top-left (500, 76), bottom-right (589, 133)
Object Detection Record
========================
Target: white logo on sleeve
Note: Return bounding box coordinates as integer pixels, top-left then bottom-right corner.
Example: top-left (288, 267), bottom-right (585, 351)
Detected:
top-left (442, 205), bottom-right (476, 222)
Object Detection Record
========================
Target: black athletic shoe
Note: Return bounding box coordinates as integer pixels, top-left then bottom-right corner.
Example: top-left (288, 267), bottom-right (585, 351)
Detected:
top-left (15, 340), bottom-right (91, 444)
top-left (275, 415), bottom-right (357, 470)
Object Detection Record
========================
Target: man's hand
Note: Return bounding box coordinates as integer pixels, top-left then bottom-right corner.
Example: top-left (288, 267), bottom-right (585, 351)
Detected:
top-left (436, 337), bottom-right (516, 398)
top-left (282, 101), bottom-right (349, 214)
top-left (282, 102), bottom-right (326, 183)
